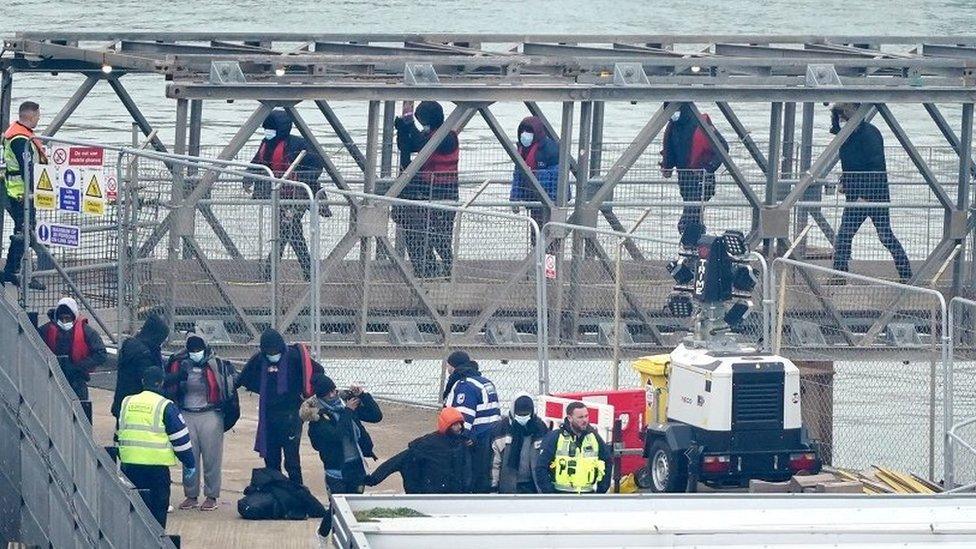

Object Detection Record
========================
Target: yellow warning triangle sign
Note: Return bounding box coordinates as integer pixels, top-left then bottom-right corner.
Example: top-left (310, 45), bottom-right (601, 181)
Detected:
top-left (36, 168), bottom-right (54, 192)
top-left (85, 173), bottom-right (103, 199)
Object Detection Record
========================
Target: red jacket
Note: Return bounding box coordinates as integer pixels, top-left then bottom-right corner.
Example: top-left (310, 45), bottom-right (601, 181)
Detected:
top-left (43, 319), bottom-right (90, 367)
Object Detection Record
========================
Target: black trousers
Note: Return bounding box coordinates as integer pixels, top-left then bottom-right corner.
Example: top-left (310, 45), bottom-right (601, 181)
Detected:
top-left (122, 463), bottom-right (171, 528)
top-left (3, 198), bottom-right (51, 276)
top-left (470, 435), bottom-right (494, 494)
top-left (270, 206), bottom-right (311, 281)
top-left (832, 205), bottom-right (912, 280)
top-left (396, 204), bottom-right (455, 278)
top-left (264, 409), bottom-right (304, 485)
top-left (676, 171), bottom-right (714, 239)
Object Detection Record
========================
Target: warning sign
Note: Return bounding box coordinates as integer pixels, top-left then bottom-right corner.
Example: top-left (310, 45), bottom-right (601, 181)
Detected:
top-left (545, 254), bottom-right (556, 279)
top-left (82, 171), bottom-right (105, 216)
top-left (106, 175), bottom-right (118, 202)
top-left (36, 222), bottom-right (80, 249)
top-left (35, 166), bottom-right (56, 192)
top-left (52, 147), bottom-right (68, 166)
top-left (68, 146), bottom-right (104, 167)
top-left (33, 166), bottom-right (56, 210)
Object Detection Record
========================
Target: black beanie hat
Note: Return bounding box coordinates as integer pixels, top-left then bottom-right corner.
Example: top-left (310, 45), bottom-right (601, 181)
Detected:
top-left (513, 395), bottom-right (535, 415)
top-left (186, 335), bottom-right (206, 353)
top-left (447, 350), bottom-right (470, 368)
top-left (260, 329), bottom-right (286, 355)
top-left (313, 374), bottom-right (337, 397)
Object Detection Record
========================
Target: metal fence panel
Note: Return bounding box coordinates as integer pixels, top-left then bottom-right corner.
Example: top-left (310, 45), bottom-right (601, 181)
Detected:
top-left (774, 257), bottom-right (948, 481)
top-left (946, 297), bottom-right (976, 490)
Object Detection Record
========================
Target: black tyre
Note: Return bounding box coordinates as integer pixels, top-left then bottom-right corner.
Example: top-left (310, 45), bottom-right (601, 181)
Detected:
top-left (648, 439), bottom-right (688, 493)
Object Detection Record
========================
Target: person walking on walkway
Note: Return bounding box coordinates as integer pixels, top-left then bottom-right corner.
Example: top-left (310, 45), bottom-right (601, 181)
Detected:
top-left (443, 352), bottom-right (501, 493)
top-left (236, 329), bottom-right (323, 485)
top-left (365, 407), bottom-right (473, 494)
top-left (509, 115), bottom-right (561, 236)
top-left (660, 102), bottom-right (728, 243)
top-left (2, 101), bottom-right (50, 289)
top-left (393, 101), bottom-right (460, 278)
top-left (536, 401), bottom-right (612, 494)
top-left (490, 392), bottom-right (549, 493)
top-left (117, 367), bottom-right (196, 529)
top-left (38, 297), bottom-right (106, 421)
top-left (246, 109), bottom-right (325, 281)
top-left (829, 102), bottom-right (913, 284)
top-left (165, 335), bottom-right (236, 512)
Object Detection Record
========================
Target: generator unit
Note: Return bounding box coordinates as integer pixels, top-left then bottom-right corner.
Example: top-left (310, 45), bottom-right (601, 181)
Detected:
top-left (645, 225), bottom-right (820, 492)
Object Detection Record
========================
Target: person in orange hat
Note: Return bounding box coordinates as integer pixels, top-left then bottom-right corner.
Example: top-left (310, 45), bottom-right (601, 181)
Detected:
top-left (365, 407), bottom-right (473, 494)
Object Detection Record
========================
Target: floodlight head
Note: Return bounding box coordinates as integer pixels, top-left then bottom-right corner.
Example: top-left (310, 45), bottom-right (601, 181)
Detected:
top-left (667, 293), bottom-right (695, 318)
top-left (722, 230), bottom-right (748, 257)
top-left (724, 300), bottom-right (754, 326)
top-left (731, 265), bottom-right (758, 293)
top-left (680, 223), bottom-right (705, 248)
top-left (667, 258), bottom-right (695, 285)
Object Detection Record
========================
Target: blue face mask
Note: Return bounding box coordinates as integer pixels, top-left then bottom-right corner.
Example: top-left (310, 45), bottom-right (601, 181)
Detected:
top-left (266, 353), bottom-right (281, 364)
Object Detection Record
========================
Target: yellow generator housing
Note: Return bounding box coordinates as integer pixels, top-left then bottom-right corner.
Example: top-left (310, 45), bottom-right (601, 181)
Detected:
top-left (632, 354), bottom-right (670, 425)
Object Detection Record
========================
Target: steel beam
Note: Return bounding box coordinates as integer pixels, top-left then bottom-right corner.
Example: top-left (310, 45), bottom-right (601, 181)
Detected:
top-left (952, 103), bottom-right (974, 296)
top-left (183, 236), bottom-right (260, 339)
top-left (586, 234), bottom-right (663, 344)
top-left (278, 230), bottom-right (359, 335)
top-left (715, 102), bottom-right (769, 174)
top-left (590, 101), bottom-right (605, 178)
top-left (377, 236), bottom-right (450, 337)
top-left (556, 102), bottom-right (575, 207)
top-left (284, 105), bottom-right (356, 204)
top-left (380, 100), bottom-right (395, 177)
top-left (315, 100), bottom-right (368, 173)
top-left (781, 102), bottom-right (796, 181)
top-left (358, 101), bottom-right (381, 343)
top-left (875, 103), bottom-right (954, 210)
top-left (460, 254), bottom-right (537, 342)
top-left (524, 101), bottom-right (581, 179)
top-left (923, 103), bottom-right (976, 179)
top-left (106, 76), bottom-right (170, 154)
top-left (41, 75), bottom-right (98, 137)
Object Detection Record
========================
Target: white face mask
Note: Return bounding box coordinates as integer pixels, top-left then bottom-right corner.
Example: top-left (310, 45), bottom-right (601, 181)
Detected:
top-left (512, 413), bottom-right (531, 426)
top-left (263, 129), bottom-right (277, 140)
top-left (57, 320), bottom-right (74, 331)
top-left (519, 132), bottom-right (534, 148)
top-left (266, 353), bottom-right (282, 364)
top-left (189, 350), bottom-right (205, 363)
top-left (671, 111), bottom-right (682, 122)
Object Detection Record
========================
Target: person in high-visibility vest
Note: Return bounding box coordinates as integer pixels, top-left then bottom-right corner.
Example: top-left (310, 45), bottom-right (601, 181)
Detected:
top-left (117, 367), bottom-right (196, 528)
top-left (535, 401), bottom-right (612, 494)
top-left (2, 100), bottom-right (48, 289)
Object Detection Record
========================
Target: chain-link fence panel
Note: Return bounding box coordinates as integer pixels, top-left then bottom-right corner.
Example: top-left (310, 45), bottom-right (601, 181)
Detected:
top-left (947, 297), bottom-right (976, 490)
top-left (774, 257), bottom-right (948, 481)
top-left (313, 186), bottom-right (545, 408)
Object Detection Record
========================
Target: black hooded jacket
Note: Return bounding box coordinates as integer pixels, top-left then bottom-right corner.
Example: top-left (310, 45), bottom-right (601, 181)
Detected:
top-left (393, 101), bottom-right (460, 201)
top-left (368, 430), bottom-right (473, 494)
top-left (247, 110), bottom-right (325, 195)
top-left (111, 315), bottom-right (170, 418)
top-left (838, 121), bottom-right (889, 201)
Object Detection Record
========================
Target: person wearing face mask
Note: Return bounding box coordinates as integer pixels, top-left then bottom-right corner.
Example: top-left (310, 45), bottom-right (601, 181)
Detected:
top-left (236, 328), bottom-right (323, 485)
top-left (392, 101), bottom-right (460, 278)
top-left (300, 374), bottom-right (382, 538)
top-left (37, 297), bottom-right (107, 418)
top-left (244, 109), bottom-right (326, 282)
top-left (112, 314), bottom-right (171, 421)
top-left (509, 116), bottom-right (562, 238)
top-left (489, 393), bottom-right (549, 493)
top-left (365, 407), bottom-right (473, 494)
top-left (2, 100), bottom-right (52, 290)
top-left (164, 335), bottom-right (237, 512)
top-left (536, 401), bottom-right (612, 494)
top-left (659, 103), bottom-right (729, 243)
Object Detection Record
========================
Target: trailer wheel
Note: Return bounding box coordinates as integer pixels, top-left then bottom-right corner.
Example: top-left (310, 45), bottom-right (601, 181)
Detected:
top-left (648, 439), bottom-right (688, 493)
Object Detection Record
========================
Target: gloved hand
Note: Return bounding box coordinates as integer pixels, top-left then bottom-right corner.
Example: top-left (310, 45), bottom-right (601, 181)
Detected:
top-left (183, 467), bottom-right (198, 482)
top-left (363, 474), bottom-right (376, 487)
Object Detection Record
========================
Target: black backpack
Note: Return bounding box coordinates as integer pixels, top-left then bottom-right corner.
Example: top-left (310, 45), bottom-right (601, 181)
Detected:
top-left (237, 468), bottom-right (326, 521)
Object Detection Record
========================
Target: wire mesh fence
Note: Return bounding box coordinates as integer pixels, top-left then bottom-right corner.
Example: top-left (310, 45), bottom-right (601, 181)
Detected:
top-left (947, 297), bottom-right (976, 490)
top-left (774, 257), bottom-right (949, 481)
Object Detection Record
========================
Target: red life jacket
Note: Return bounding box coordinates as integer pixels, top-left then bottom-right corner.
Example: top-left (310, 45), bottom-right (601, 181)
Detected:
top-left (420, 131), bottom-right (459, 186)
top-left (167, 355), bottom-right (221, 405)
top-left (687, 114), bottom-right (717, 170)
top-left (520, 141), bottom-right (540, 171)
top-left (257, 139), bottom-right (293, 179)
top-left (296, 343), bottom-right (314, 398)
top-left (44, 319), bottom-right (90, 368)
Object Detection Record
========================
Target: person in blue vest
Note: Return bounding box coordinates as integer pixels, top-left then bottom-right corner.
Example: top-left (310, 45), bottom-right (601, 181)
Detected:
top-left (393, 101), bottom-right (460, 278)
top-left (509, 115), bottom-right (561, 241)
top-left (116, 367), bottom-right (196, 529)
top-left (246, 110), bottom-right (324, 281)
top-left (442, 351), bottom-right (501, 493)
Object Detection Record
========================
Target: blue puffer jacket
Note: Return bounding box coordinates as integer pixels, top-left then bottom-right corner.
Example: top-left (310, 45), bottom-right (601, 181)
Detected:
top-left (509, 116), bottom-right (564, 203)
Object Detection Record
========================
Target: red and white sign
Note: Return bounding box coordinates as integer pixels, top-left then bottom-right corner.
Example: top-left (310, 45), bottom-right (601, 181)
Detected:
top-left (68, 146), bottom-right (104, 167)
top-left (535, 395), bottom-right (615, 443)
top-left (106, 175), bottom-right (118, 202)
top-left (51, 147), bottom-right (69, 166)
top-left (545, 254), bottom-right (556, 279)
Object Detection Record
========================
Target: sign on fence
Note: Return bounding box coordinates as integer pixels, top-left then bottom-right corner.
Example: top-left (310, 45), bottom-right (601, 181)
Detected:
top-left (33, 166), bottom-right (56, 210)
top-left (82, 172), bottom-right (105, 216)
top-left (36, 222), bottom-right (80, 249)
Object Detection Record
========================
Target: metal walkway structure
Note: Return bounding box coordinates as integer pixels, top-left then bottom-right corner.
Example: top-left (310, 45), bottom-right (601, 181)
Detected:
top-left (1, 33), bottom-right (975, 363)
